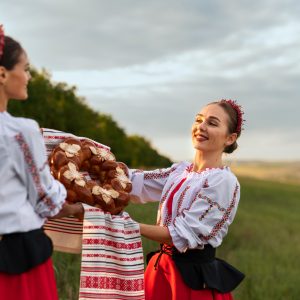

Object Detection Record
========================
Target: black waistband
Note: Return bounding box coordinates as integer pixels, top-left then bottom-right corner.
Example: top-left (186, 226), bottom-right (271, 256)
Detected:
top-left (0, 228), bottom-right (53, 274)
top-left (172, 244), bottom-right (216, 263)
top-left (148, 244), bottom-right (245, 293)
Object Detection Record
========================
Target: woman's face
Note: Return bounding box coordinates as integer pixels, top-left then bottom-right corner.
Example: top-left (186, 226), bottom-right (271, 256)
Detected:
top-left (191, 104), bottom-right (236, 154)
top-left (2, 52), bottom-right (31, 100)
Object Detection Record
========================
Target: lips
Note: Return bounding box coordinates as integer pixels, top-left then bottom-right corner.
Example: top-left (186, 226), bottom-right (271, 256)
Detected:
top-left (194, 134), bottom-right (208, 142)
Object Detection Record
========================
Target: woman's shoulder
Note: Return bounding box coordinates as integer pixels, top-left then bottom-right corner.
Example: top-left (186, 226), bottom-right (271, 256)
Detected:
top-left (171, 161), bottom-right (191, 173)
top-left (208, 167), bottom-right (239, 188)
top-left (6, 114), bottom-right (41, 144)
top-left (191, 166), bottom-right (239, 188)
top-left (10, 115), bottom-right (40, 134)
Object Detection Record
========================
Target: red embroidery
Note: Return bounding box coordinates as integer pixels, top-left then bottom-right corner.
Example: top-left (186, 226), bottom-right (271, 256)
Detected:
top-left (176, 185), bottom-right (190, 215)
top-left (80, 276), bottom-right (144, 291)
top-left (157, 183), bottom-right (174, 225)
top-left (144, 166), bottom-right (176, 180)
top-left (203, 178), bottom-right (209, 188)
top-left (82, 253), bottom-right (144, 262)
top-left (82, 238), bottom-right (142, 250)
top-left (198, 193), bottom-right (226, 213)
top-left (200, 184), bottom-right (239, 241)
top-left (15, 133), bottom-right (56, 211)
top-left (172, 191), bottom-right (198, 226)
top-left (163, 215), bottom-right (172, 226)
top-left (166, 178), bottom-right (186, 215)
top-left (83, 225), bottom-right (139, 235)
top-left (172, 185), bottom-right (190, 226)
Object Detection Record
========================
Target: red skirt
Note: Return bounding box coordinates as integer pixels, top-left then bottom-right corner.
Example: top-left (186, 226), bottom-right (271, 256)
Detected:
top-left (0, 258), bottom-right (58, 300)
top-left (145, 253), bottom-right (234, 300)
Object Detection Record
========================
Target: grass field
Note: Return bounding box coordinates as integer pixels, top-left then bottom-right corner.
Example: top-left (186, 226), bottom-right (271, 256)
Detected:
top-left (53, 175), bottom-right (300, 300)
top-left (230, 161), bottom-right (300, 185)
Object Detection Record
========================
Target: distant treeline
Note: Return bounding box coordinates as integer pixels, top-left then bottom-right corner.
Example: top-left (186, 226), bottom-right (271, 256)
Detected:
top-left (8, 69), bottom-right (172, 168)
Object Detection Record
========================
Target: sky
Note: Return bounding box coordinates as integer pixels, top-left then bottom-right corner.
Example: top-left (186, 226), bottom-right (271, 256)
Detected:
top-left (1, 0), bottom-right (300, 162)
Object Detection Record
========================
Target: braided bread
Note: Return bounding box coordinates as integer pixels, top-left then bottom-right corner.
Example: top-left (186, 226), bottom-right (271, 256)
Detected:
top-left (49, 137), bottom-right (132, 214)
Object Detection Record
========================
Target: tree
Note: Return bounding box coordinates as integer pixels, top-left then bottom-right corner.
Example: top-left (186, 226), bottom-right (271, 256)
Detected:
top-left (8, 69), bottom-right (172, 168)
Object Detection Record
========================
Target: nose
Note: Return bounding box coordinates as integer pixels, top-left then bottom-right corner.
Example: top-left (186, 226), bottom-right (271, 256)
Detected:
top-left (27, 71), bottom-right (32, 81)
top-left (198, 120), bottom-right (207, 131)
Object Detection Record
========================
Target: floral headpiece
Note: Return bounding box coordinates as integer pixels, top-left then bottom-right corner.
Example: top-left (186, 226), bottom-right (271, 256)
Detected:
top-left (221, 99), bottom-right (245, 135)
top-left (0, 25), bottom-right (5, 61)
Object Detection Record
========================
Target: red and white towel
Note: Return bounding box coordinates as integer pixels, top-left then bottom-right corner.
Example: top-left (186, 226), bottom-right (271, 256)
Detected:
top-left (42, 129), bottom-right (145, 300)
top-left (80, 205), bottom-right (144, 300)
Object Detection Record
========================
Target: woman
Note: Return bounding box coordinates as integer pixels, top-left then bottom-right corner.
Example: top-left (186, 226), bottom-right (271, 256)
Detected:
top-left (0, 26), bottom-right (82, 300)
top-left (130, 99), bottom-right (245, 300)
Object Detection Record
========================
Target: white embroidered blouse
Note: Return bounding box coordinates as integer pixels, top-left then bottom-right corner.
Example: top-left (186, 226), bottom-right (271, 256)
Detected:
top-left (0, 112), bottom-right (66, 235)
top-left (130, 161), bottom-right (240, 253)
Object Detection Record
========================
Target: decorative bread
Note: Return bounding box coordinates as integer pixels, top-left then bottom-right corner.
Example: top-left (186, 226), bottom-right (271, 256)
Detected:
top-left (49, 138), bottom-right (132, 214)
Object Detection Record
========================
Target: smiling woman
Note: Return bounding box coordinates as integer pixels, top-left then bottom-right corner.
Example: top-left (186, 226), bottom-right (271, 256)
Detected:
top-left (129, 99), bottom-right (245, 300)
top-left (0, 25), bottom-right (83, 300)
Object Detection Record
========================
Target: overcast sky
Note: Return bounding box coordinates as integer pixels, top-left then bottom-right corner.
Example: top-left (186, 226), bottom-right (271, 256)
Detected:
top-left (1, 0), bottom-right (299, 162)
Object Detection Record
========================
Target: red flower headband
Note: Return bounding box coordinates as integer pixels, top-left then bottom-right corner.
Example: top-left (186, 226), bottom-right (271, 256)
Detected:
top-left (222, 99), bottom-right (245, 135)
top-left (0, 25), bottom-right (5, 60)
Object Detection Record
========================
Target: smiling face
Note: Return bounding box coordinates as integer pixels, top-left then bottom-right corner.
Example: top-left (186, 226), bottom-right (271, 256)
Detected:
top-left (1, 52), bottom-right (31, 100)
top-left (191, 103), bottom-right (237, 155)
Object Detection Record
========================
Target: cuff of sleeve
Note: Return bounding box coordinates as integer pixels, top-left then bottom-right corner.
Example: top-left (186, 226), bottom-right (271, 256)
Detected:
top-left (36, 182), bottom-right (66, 218)
top-left (168, 224), bottom-right (188, 253)
top-left (129, 171), bottom-right (146, 204)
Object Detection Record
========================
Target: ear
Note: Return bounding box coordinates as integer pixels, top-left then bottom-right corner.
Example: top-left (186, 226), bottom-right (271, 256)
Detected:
top-left (0, 66), bottom-right (7, 84)
top-left (225, 132), bottom-right (238, 147)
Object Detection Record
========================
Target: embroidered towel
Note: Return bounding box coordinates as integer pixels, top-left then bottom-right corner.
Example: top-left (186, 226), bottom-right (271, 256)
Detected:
top-left (79, 205), bottom-right (144, 300)
top-left (42, 129), bottom-right (145, 299)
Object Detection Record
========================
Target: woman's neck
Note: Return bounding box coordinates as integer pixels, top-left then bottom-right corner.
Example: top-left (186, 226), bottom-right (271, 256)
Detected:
top-left (0, 89), bottom-right (8, 112)
top-left (193, 150), bottom-right (223, 172)
top-left (0, 92), bottom-right (8, 112)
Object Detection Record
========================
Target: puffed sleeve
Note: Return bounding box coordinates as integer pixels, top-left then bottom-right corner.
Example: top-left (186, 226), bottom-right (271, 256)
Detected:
top-left (13, 120), bottom-right (66, 218)
top-left (129, 163), bottom-right (181, 204)
top-left (168, 171), bottom-right (240, 252)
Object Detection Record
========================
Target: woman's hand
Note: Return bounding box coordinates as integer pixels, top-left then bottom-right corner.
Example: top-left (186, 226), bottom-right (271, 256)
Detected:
top-left (70, 202), bottom-right (84, 220)
top-left (50, 202), bottom-right (84, 220)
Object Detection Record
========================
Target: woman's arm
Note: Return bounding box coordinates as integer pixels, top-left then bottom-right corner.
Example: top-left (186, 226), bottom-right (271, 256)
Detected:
top-left (139, 223), bottom-right (173, 245)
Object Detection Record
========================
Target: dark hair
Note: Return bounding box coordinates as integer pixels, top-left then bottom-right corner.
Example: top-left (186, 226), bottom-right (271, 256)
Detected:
top-left (209, 100), bottom-right (241, 154)
top-left (0, 36), bottom-right (24, 70)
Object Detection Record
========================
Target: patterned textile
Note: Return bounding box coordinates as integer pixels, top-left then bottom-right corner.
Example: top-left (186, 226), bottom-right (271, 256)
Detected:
top-left (42, 129), bottom-right (145, 299)
top-left (80, 205), bottom-right (144, 300)
top-left (44, 216), bottom-right (83, 254)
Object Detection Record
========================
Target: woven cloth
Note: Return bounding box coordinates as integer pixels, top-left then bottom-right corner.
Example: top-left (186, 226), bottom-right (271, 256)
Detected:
top-left (42, 129), bottom-right (145, 299)
top-left (80, 205), bottom-right (144, 300)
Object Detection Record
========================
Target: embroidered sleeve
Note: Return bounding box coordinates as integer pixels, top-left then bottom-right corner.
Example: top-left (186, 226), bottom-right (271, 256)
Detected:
top-left (14, 121), bottom-right (66, 218)
top-left (168, 172), bottom-right (240, 252)
top-left (129, 163), bottom-right (180, 204)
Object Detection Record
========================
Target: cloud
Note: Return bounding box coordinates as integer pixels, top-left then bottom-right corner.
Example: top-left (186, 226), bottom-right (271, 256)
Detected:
top-left (3, 0), bottom-right (299, 69)
top-left (1, 0), bottom-right (299, 161)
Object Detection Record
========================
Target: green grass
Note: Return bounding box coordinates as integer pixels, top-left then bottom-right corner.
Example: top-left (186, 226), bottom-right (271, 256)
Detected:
top-left (53, 177), bottom-right (300, 300)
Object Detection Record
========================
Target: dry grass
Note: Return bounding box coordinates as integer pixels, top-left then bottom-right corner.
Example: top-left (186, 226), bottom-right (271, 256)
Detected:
top-left (228, 161), bottom-right (300, 184)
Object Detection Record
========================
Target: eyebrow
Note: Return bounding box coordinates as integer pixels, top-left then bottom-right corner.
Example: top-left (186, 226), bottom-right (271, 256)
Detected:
top-left (197, 114), bottom-right (221, 122)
